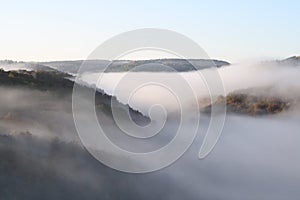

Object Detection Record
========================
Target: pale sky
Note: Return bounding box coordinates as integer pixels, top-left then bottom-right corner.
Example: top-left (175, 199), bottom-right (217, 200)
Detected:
top-left (0, 0), bottom-right (299, 63)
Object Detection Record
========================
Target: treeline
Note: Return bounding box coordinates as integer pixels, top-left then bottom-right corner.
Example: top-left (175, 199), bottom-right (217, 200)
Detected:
top-left (204, 92), bottom-right (292, 116)
top-left (0, 69), bottom-right (73, 92)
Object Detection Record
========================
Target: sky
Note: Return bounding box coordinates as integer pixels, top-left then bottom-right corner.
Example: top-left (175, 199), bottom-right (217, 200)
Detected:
top-left (0, 0), bottom-right (299, 63)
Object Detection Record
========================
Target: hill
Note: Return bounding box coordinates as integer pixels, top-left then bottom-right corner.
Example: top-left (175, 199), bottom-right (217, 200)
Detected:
top-left (43, 58), bottom-right (230, 73)
top-left (1, 58), bottom-right (230, 74)
top-left (203, 87), bottom-right (297, 116)
top-left (0, 69), bottom-right (149, 124)
top-left (274, 56), bottom-right (300, 66)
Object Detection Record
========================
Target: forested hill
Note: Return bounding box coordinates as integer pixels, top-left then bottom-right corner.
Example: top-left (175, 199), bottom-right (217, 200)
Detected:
top-left (43, 58), bottom-right (230, 73)
top-left (203, 87), bottom-right (298, 116)
top-left (0, 69), bottom-right (149, 122)
top-left (0, 58), bottom-right (230, 74)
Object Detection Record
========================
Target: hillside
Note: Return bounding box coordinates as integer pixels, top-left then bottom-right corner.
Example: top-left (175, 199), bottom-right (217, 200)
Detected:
top-left (0, 69), bottom-right (149, 125)
top-left (203, 88), bottom-right (296, 116)
top-left (1, 58), bottom-right (230, 74)
top-left (0, 69), bottom-right (73, 92)
top-left (43, 59), bottom-right (230, 73)
top-left (0, 132), bottom-right (174, 200)
top-left (0, 60), bottom-right (56, 71)
top-left (272, 56), bottom-right (300, 66)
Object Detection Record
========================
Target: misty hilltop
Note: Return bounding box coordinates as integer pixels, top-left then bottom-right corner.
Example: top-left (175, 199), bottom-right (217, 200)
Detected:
top-left (271, 55), bottom-right (300, 66)
top-left (0, 69), bottom-right (149, 130)
top-left (2, 56), bottom-right (300, 74)
top-left (1, 56), bottom-right (300, 118)
top-left (0, 60), bottom-right (56, 72)
top-left (0, 58), bottom-right (230, 73)
top-left (0, 56), bottom-right (300, 200)
top-left (204, 90), bottom-right (291, 116)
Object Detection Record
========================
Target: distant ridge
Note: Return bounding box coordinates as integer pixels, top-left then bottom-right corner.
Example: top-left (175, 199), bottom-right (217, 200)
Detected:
top-left (277, 56), bottom-right (300, 66)
top-left (41, 58), bottom-right (230, 73)
top-left (1, 58), bottom-right (230, 73)
top-left (285, 55), bottom-right (300, 60)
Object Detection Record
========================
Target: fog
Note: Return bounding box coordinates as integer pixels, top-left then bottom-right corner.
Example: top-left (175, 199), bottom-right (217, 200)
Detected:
top-left (0, 87), bottom-right (78, 141)
top-left (78, 62), bottom-right (300, 116)
top-left (1, 62), bottom-right (300, 199)
top-left (72, 61), bottom-right (300, 199)
top-left (168, 113), bottom-right (300, 199)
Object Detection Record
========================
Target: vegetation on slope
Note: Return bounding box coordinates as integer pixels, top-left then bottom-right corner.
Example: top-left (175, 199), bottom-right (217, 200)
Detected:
top-left (0, 69), bottom-right (148, 120)
top-left (0, 69), bottom-right (73, 92)
top-left (31, 58), bottom-right (229, 73)
top-left (204, 90), bottom-right (293, 116)
top-left (0, 132), bottom-right (182, 200)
